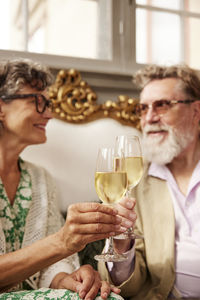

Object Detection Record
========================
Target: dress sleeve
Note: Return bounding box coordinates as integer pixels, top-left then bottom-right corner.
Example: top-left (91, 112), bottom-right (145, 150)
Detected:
top-left (38, 169), bottom-right (80, 288)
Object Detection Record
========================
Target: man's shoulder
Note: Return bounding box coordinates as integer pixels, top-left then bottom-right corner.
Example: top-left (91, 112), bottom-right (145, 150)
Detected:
top-left (135, 160), bottom-right (169, 194)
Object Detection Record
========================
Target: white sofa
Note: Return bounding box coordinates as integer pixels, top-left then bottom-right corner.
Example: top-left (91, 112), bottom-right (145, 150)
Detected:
top-left (22, 117), bottom-right (140, 216)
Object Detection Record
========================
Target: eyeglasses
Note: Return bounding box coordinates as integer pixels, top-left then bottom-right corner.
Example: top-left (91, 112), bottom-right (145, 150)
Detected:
top-left (136, 99), bottom-right (197, 117)
top-left (1, 93), bottom-right (52, 114)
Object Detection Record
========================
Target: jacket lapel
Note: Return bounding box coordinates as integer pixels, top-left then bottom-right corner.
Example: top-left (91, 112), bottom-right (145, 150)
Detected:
top-left (142, 173), bottom-right (175, 292)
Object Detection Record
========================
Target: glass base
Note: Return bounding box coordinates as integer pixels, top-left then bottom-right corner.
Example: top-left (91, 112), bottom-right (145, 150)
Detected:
top-left (114, 232), bottom-right (144, 240)
top-left (94, 252), bottom-right (128, 262)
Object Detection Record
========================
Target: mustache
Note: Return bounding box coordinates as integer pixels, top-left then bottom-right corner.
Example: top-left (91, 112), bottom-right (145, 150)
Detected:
top-left (143, 124), bottom-right (170, 135)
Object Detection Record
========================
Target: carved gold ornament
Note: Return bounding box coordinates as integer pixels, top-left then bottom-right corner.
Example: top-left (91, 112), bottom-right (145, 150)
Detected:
top-left (48, 69), bottom-right (141, 129)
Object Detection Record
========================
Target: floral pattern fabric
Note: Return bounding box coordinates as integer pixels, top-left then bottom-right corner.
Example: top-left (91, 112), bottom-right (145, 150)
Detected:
top-left (0, 289), bottom-right (124, 300)
top-left (0, 159), bottom-right (32, 253)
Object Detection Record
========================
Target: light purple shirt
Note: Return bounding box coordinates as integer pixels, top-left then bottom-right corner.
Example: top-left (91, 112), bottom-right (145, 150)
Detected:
top-left (108, 161), bottom-right (200, 298)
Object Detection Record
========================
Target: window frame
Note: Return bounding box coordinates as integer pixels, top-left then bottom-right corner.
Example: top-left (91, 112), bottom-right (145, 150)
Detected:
top-left (0, 0), bottom-right (141, 76)
top-left (1, 0), bottom-right (200, 92)
top-left (135, 0), bottom-right (200, 65)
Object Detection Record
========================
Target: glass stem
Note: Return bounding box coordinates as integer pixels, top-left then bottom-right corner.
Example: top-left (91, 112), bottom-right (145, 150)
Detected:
top-left (126, 187), bottom-right (133, 234)
top-left (126, 187), bottom-right (132, 197)
top-left (107, 237), bottom-right (115, 255)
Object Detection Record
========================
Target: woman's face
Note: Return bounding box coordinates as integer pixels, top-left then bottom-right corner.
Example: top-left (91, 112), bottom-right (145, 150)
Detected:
top-left (0, 85), bottom-right (52, 147)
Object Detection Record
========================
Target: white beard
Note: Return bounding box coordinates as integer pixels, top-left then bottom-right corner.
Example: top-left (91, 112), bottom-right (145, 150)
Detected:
top-left (142, 124), bottom-right (193, 165)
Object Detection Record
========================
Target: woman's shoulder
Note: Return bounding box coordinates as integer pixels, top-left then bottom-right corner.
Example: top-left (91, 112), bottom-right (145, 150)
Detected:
top-left (20, 158), bottom-right (53, 179)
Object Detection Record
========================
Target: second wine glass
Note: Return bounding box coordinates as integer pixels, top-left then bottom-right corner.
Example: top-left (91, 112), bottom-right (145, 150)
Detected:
top-left (94, 147), bottom-right (128, 262)
top-left (115, 135), bottom-right (144, 239)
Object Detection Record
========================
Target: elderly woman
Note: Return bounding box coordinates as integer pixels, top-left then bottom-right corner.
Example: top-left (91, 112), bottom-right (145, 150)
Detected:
top-left (0, 58), bottom-right (129, 300)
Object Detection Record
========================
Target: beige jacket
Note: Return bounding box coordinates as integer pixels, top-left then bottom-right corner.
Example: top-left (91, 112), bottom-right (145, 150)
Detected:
top-left (99, 163), bottom-right (176, 300)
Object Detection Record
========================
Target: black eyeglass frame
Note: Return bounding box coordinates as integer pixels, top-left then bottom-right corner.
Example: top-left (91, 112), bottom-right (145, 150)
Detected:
top-left (136, 99), bottom-right (198, 117)
top-left (0, 93), bottom-right (52, 114)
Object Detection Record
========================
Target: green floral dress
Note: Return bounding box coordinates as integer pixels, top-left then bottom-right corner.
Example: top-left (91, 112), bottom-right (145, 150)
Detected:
top-left (0, 160), bottom-right (123, 300)
top-left (0, 160), bottom-right (32, 255)
top-left (0, 289), bottom-right (123, 300)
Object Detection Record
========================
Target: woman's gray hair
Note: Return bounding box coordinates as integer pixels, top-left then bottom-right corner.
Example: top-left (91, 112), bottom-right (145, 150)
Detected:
top-left (133, 64), bottom-right (200, 100)
top-left (0, 58), bottom-right (54, 134)
top-left (0, 58), bottom-right (54, 97)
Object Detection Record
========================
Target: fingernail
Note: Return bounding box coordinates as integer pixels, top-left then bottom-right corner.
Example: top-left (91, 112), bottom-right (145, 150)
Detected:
top-left (129, 212), bottom-right (136, 219)
top-left (80, 291), bottom-right (86, 299)
top-left (126, 200), bottom-right (133, 209)
top-left (76, 287), bottom-right (80, 293)
top-left (125, 220), bottom-right (133, 227)
top-left (119, 226), bottom-right (126, 232)
top-left (103, 292), bottom-right (108, 298)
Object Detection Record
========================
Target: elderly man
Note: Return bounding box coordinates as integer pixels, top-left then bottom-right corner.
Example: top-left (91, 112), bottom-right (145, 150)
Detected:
top-left (99, 64), bottom-right (200, 299)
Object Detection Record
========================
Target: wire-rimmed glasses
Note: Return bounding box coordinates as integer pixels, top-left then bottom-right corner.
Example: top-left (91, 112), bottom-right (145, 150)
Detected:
top-left (136, 99), bottom-right (197, 118)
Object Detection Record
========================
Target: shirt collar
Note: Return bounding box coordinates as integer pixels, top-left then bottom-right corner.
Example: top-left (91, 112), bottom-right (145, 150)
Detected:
top-left (148, 162), bottom-right (169, 180)
top-left (148, 160), bottom-right (200, 194)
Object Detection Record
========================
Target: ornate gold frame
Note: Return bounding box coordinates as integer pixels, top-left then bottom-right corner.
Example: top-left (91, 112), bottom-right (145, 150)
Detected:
top-left (49, 69), bottom-right (141, 130)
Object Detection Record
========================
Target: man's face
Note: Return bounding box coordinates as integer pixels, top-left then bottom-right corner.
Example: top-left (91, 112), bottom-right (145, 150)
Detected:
top-left (140, 78), bottom-right (199, 164)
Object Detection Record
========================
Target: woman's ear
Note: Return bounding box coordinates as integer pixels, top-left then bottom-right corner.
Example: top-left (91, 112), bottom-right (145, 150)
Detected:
top-left (192, 100), bottom-right (200, 118)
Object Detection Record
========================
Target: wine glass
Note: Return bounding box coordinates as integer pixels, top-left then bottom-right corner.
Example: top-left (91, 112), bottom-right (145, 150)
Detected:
top-left (94, 147), bottom-right (128, 262)
top-left (115, 135), bottom-right (144, 239)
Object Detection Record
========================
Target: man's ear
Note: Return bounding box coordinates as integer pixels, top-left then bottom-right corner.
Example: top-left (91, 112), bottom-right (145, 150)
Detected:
top-left (0, 99), bottom-right (6, 121)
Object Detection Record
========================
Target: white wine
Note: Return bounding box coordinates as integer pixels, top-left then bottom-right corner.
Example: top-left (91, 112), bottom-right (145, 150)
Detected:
top-left (125, 156), bottom-right (143, 188)
top-left (95, 172), bottom-right (127, 205)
